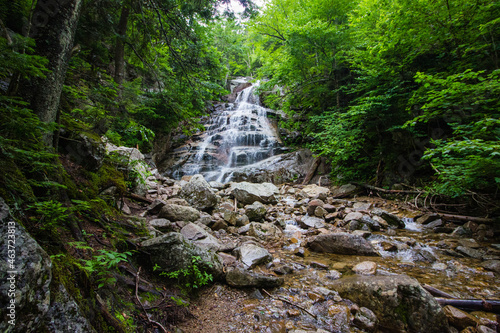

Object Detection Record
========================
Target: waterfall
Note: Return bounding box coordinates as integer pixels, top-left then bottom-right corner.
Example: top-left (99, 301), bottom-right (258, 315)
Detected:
top-left (171, 81), bottom-right (283, 182)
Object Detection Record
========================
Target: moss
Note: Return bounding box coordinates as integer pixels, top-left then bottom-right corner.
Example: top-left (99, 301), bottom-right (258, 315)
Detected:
top-left (394, 302), bottom-right (409, 326)
top-left (0, 157), bottom-right (35, 203)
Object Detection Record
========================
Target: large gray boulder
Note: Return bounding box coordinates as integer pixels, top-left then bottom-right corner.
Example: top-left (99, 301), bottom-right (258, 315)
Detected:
top-left (245, 201), bottom-right (267, 221)
top-left (247, 222), bottom-right (283, 242)
top-left (140, 232), bottom-right (223, 279)
top-left (225, 267), bottom-right (284, 288)
top-left (298, 215), bottom-right (326, 229)
top-left (158, 204), bottom-right (200, 222)
top-left (0, 198), bottom-right (94, 333)
top-left (230, 182), bottom-right (279, 204)
top-left (235, 243), bottom-right (273, 269)
top-left (180, 174), bottom-right (220, 211)
top-left (180, 223), bottom-right (222, 252)
top-left (308, 232), bottom-right (379, 256)
top-left (328, 275), bottom-right (449, 333)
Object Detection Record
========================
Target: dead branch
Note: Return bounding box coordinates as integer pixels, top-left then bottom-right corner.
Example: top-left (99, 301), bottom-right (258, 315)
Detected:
top-left (262, 289), bottom-right (317, 319)
top-left (125, 192), bottom-right (153, 204)
top-left (423, 284), bottom-right (457, 299)
top-left (352, 182), bottom-right (422, 195)
top-left (435, 298), bottom-right (500, 313)
top-left (439, 213), bottom-right (495, 224)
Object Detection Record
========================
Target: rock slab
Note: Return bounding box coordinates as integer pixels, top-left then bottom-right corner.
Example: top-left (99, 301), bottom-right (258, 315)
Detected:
top-left (308, 232), bottom-right (379, 256)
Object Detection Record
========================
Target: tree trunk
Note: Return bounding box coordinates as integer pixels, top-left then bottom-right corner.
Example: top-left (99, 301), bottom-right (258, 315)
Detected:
top-left (114, 2), bottom-right (130, 85)
top-left (19, 0), bottom-right (83, 146)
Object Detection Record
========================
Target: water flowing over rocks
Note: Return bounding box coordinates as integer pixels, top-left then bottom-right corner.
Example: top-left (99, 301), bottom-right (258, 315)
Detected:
top-left (127, 170), bottom-right (500, 333)
top-left (328, 275), bottom-right (449, 332)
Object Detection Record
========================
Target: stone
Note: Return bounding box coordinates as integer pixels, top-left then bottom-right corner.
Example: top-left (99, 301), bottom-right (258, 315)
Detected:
top-left (225, 267), bottom-right (284, 288)
top-left (481, 260), bottom-right (500, 274)
top-left (147, 199), bottom-right (166, 215)
top-left (314, 206), bottom-right (327, 218)
top-left (158, 204), bottom-right (200, 222)
top-left (308, 232), bottom-right (380, 256)
top-left (230, 182), bottom-right (279, 204)
top-left (60, 133), bottom-right (105, 171)
top-left (344, 212), bottom-right (364, 222)
top-left (443, 305), bottom-right (480, 330)
top-left (353, 202), bottom-right (372, 211)
top-left (326, 270), bottom-right (343, 280)
top-left (457, 239), bottom-right (480, 249)
top-left (372, 209), bottom-right (405, 229)
top-left (328, 275), bottom-right (449, 333)
top-left (211, 220), bottom-right (228, 231)
top-left (331, 184), bottom-right (358, 198)
top-left (42, 284), bottom-right (96, 332)
top-left (300, 184), bottom-right (330, 199)
top-left (0, 199), bottom-right (52, 332)
top-left (149, 218), bottom-right (172, 231)
top-left (353, 307), bottom-right (378, 332)
top-left (222, 209), bottom-right (238, 226)
top-left (140, 232), bottom-right (223, 279)
top-left (477, 326), bottom-right (496, 333)
top-left (235, 243), bottom-right (273, 269)
top-left (248, 222), bottom-right (283, 242)
top-left (416, 214), bottom-right (440, 224)
top-left (352, 261), bottom-right (377, 275)
top-left (181, 223), bottom-right (222, 251)
top-left (327, 304), bottom-right (352, 333)
top-left (245, 201), bottom-right (267, 221)
top-left (179, 174), bottom-right (221, 211)
top-left (307, 199), bottom-right (325, 215)
top-left (380, 241), bottom-right (398, 252)
top-left (298, 215), bottom-right (326, 229)
top-left (456, 246), bottom-right (483, 259)
top-left (423, 219), bottom-right (444, 229)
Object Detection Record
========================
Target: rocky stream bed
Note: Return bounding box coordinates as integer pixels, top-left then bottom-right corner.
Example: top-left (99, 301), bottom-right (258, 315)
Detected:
top-left (127, 172), bottom-right (500, 333)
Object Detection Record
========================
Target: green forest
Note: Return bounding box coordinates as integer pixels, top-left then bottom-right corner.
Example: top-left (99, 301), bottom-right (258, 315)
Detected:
top-left (0, 0), bottom-right (499, 331)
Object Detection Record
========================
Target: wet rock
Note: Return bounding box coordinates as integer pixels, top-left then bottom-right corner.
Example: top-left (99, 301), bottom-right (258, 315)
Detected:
top-left (147, 199), bottom-right (166, 215)
top-left (180, 174), bottom-right (221, 211)
top-left (372, 209), bottom-right (405, 229)
top-left (481, 260), bottom-right (500, 274)
top-left (211, 219), bottom-right (228, 231)
top-left (380, 241), bottom-right (398, 252)
top-left (352, 230), bottom-right (372, 239)
top-left (414, 248), bottom-right (439, 262)
top-left (328, 275), bottom-right (449, 333)
top-left (344, 211), bottom-right (364, 222)
top-left (416, 214), bottom-right (440, 225)
top-left (353, 202), bottom-right (372, 211)
top-left (209, 181), bottom-right (226, 190)
top-left (456, 246), bottom-right (483, 259)
top-left (477, 326), bottom-right (497, 333)
top-left (235, 243), bottom-right (273, 269)
top-left (236, 214), bottom-right (250, 227)
top-left (245, 201), bottom-right (267, 221)
top-left (140, 232), bottom-right (223, 279)
top-left (352, 261), bottom-right (377, 275)
top-left (331, 184), bottom-right (358, 198)
top-left (326, 270), bottom-right (343, 280)
top-left (353, 307), bottom-right (378, 332)
top-left (327, 304), bottom-right (352, 333)
top-left (158, 204), bottom-right (201, 222)
top-left (443, 305), bottom-right (480, 330)
top-left (230, 182), bottom-right (279, 204)
top-left (181, 223), bottom-right (222, 251)
top-left (248, 222), bottom-right (283, 242)
top-left (225, 267), bottom-right (284, 287)
top-left (298, 215), bottom-right (326, 229)
top-left (300, 184), bottom-right (330, 199)
top-left (323, 204), bottom-right (336, 213)
top-left (423, 219), bottom-right (444, 230)
top-left (308, 232), bottom-right (380, 256)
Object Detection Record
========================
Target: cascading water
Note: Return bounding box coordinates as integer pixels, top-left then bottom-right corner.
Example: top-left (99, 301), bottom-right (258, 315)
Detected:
top-left (170, 81), bottom-right (284, 182)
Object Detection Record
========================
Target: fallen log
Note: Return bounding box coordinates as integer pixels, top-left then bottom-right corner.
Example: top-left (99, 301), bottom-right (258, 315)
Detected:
top-left (423, 284), bottom-right (457, 299)
top-left (352, 182), bottom-right (422, 195)
top-left (438, 213), bottom-right (495, 224)
top-left (435, 298), bottom-right (500, 313)
top-left (125, 192), bottom-right (153, 204)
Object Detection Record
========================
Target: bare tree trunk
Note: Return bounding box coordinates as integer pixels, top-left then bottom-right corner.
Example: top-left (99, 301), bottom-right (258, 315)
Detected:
top-left (19, 0), bottom-right (83, 146)
top-left (114, 2), bottom-right (130, 85)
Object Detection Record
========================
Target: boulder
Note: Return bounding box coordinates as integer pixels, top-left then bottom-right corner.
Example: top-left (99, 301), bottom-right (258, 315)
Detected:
top-left (147, 199), bottom-right (166, 215)
top-left (482, 260), bottom-right (500, 274)
top-left (300, 184), bottom-right (330, 199)
top-left (230, 182), bottom-right (279, 204)
top-left (353, 307), bottom-right (378, 332)
top-left (247, 222), bottom-right (283, 242)
top-left (456, 246), bottom-right (483, 259)
top-left (235, 243), bottom-right (272, 269)
top-left (180, 174), bottom-right (220, 211)
top-left (443, 305), bottom-right (480, 330)
top-left (372, 209), bottom-right (405, 229)
top-left (225, 267), bottom-right (284, 288)
top-left (149, 218), bottom-right (173, 232)
top-left (140, 232), bottom-right (223, 279)
top-left (60, 133), bottom-right (104, 171)
top-left (307, 199), bottom-right (325, 216)
top-left (352, 261), bottom-right (377, 275)
top-left (298, 216), bottom-right (326, 229)
top-left (328, 275), bottom-right (449, 333)
top-left (308, 232), bottom-right (379, 256)
top-left (180, 223), bottom-right (222, 252)
top-left (158, 204), bottom-right (200, 222)
top-left (244, 201), bottom-right (267, 221)
top-left (0, 198), bottom-right (93, 333)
